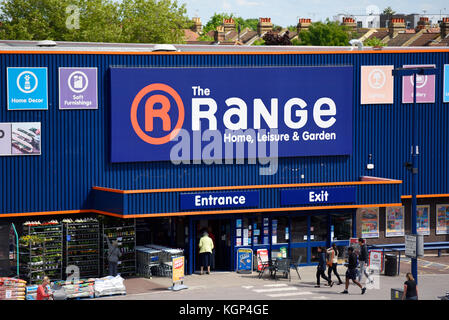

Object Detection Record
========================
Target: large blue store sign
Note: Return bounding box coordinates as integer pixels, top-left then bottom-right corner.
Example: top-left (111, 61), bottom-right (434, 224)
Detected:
top-left (7, 67), bottom-right (48, 110)
top-left (281, 187), bottom-right (356, 206)
top-left (110, 66), bottom-right (353, 162)
top-left (180, 191), bottom-right (259, 211)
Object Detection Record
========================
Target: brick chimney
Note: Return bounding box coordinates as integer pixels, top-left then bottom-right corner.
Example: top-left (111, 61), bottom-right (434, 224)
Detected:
top-left (223, 18), bottom-right (235, 33)
top-left (191, 17), bottom-right (202, 33)
top-left (416, 17), bottom-right (430, 31)
top-left (389, 18), bottom-right (406, 36)
top-left (214, 26), bottom-right (225, 42)
top-left (257, 17), bottom-right (273, 35)
top-left (341, 17), bottom-right (356, 30)
top-left (297, 18), bottom-right (312, 33)
top-left (441, 17), bottom-right (449, 38)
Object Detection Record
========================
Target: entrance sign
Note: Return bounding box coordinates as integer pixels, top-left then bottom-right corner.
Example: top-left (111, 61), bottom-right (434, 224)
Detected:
top-left (7, 67), bottom-right (48, 110)
top-left (180, 191), bottom-right (259, 210)
top-left (59, 67), bottom-right (98, 109)
top-left (360, 65), bottom-right (394, 104)
top-left (110, 66), bottom-right (353, 162)
top-left (236, 248), bottom-right (253, 274)
top-left (281, 187), bottom-right (356, 206)
top-left (402, 64), bottom-right (436, 103)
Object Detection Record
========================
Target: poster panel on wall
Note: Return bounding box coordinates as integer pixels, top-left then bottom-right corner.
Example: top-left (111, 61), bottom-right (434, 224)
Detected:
top-left (358, 207), bottom-right (379, 238)
top-left (0, 123), bottom-right (12, 155)
top-left (444, 65), bottom-right (449, 103)
top-left (402, 64), bottom-right (436, 104)
top-left (386, 206), bottom-right (405, 237)
top-left (1, 122), bottom-right (41, 156)
top-left (416, 205), bottom-right (430, 236)
top-left (436, 204), bottom-right (449, 235)
top-left (360, 65), bottom-right (394, 104)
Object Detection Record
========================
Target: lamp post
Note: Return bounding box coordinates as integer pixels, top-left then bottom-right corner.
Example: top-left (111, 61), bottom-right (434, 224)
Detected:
top-left (392, 66), bottom-right (438, 285)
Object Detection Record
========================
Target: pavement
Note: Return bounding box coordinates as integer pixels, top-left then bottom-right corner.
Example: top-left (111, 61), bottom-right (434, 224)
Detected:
top-left (96, 255), bottom-right (449, 301)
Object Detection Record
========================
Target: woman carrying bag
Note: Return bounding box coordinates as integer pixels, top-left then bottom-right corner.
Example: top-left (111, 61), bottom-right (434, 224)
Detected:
top-left (327, 243), bottom-right (343, 285)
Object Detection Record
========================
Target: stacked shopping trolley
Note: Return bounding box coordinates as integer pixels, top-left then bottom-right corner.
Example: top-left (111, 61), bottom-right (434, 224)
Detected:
top-left (136, 245), bottom-right (183, 278)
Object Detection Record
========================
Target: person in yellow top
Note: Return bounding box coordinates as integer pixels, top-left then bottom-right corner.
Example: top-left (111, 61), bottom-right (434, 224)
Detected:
top-left (199, 231), bottom-right (214, 275)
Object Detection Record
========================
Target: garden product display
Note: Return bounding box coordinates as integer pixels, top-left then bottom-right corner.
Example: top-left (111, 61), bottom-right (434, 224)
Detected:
top-left (0, 277), bottom-right (26, 300)
top-left (94, 275), bottom-right (126, 297)
top-left (102, 219), bottom-right (136, 276)
top-left (63, 218), bottom-right (100, 279)
top-left (19, 222), bottom-right (63, 284)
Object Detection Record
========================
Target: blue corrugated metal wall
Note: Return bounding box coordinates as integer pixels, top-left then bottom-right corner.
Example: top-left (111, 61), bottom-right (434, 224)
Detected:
top-left (1, 50), bottom-right (448, 214)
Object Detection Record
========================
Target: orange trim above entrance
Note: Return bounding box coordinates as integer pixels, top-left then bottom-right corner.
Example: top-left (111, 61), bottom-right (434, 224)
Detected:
top-left (92, 179), bottom-right (402, 195)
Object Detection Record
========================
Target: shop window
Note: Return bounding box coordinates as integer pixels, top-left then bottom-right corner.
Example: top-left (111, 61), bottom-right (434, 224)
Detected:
top-left (235, 218), bottom-right (251, 246)
top-left (291, 216), bottom-right (308, 242)
top-left (310, 215), bottom-right (327, 242)
top-left (252, 216), bottom-right (264, 246)
top-left (272, 217), bottom-right (289, 244)
top-left (291, 247), bottom-right (307, 264)
top-left (331, 213), bottom-right (353, 241)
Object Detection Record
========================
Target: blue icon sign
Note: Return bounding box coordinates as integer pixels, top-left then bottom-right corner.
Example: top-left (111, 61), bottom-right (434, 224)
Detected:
top-left (7, 67), bottom-right (48, 110)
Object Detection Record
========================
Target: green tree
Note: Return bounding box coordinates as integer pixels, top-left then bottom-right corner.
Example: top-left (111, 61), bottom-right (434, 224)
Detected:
top-left (0, 0), bottom-right (71, 40)
top-left (382, 6), bottom-right (396, 16)
top-left (202, 13), bottom-right (259, 35)
top-left (119, 0), bottom-right (189, 44)
top-left (0, 0), bottom-right (189, 43)
top-left (363, 37), bottom-right (386, 47)
top-left (297, 20), bottom-right (352, 46)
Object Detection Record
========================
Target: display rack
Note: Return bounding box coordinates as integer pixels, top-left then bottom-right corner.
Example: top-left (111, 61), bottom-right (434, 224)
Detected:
top-left (63, 219), bottom-right (100, 279)
top-left (101, 219), bottom-right (136, 277)
top-left (19, 223), bottom-right (63, 284)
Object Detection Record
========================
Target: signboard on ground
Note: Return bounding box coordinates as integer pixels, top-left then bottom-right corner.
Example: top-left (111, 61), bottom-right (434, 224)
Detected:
top-left (368, 250), bottom-right (383, 273)
top-left (236, 248), bottom-right (253, 274)
top-left (256, 249), bottom-right (269, 272)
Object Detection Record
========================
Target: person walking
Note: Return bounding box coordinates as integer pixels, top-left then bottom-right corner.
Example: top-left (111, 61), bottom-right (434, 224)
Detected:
top-left (341, 246), bottom-right (366, 294)
top-left (104, 234), bottom-right (122, 277)
top-left (327, 243), bottom-right (343, 285)
top-left (315, 247), bottom-right (334, 288)
top-left (207, 227), bottom-right (216, 270)
top-left (199, 231), bottom-right (214, 275)
top-left (357, 238), bottom-right (371, 283)
top-left (402, 273), bottom-right (418, 300)
top-left (36, 276), bottom-right (53, 300)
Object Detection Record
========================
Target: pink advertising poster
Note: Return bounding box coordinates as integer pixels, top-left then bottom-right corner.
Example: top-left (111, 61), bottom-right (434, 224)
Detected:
top-left (402, 64), bottom-right (436, 103)
top-left (361, 65), bottom-right (394, 104)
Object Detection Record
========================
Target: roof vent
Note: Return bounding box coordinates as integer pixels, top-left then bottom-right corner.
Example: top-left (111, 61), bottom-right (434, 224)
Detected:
top-left (37, 40), bottom-right (57, 47)
top-left (151, 44), bottom-right (179, 52)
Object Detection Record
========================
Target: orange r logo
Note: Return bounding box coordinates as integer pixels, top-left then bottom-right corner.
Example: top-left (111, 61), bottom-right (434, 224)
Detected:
top-left (130, 83), bottom-right (185, 145)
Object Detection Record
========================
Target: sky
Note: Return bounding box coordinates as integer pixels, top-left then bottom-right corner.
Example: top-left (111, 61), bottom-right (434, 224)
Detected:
top-left (178, 0), bottom-right (449, 26)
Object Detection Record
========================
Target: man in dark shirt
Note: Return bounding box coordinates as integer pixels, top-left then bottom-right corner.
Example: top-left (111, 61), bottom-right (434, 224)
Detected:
top-left (358, 238), bottom-right (371, 283)
top-left (341, 246), bottom-right (366, 294)
top-left (315, 247), bottom-right (334, 288)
